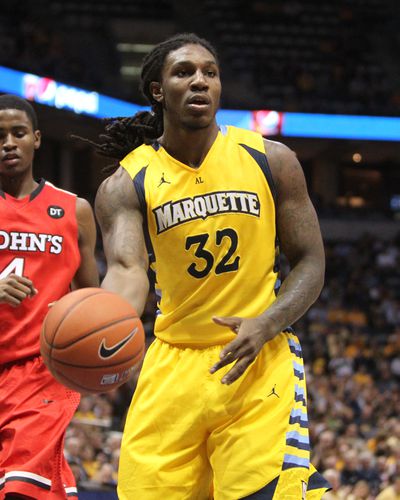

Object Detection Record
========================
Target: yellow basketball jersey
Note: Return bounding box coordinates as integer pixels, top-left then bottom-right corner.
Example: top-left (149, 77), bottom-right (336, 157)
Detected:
top-left (120, 125), bottom-right (278, 345)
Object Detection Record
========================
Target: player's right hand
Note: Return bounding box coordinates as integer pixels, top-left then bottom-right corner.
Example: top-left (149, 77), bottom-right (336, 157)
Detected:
top-left (210, 315), bottom-right (279, 385)
top-left (0, 274), bottom-right (38, 307)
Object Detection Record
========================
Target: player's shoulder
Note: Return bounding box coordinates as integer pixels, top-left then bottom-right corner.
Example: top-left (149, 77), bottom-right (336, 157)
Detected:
top-left (120, 142), bottom-right (157, 179)
top-left (262, 139), bottom-right (306, 197)
top-left (44, 179), bottom-right (77, 198)
top-left (97, 167), bottom-right (131, 199)
top-left (41, 180), bottom-right (79, 211)
top-left (44, 181), bottom-right (93, 223)
top-left (263, 138), bottom-right (297, 164)
top-left (223, 125), bottom-right (265, 153)
top-left (223, 127), bottom-right (298, 175)
top-left (96, 167), bottom-right (139, 217)
top-left (76, 196), bottom-right (94, 218)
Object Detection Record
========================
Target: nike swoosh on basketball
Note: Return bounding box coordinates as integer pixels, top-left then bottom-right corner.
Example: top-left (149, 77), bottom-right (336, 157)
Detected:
top-left (99, 327), bottom-right (138, 359)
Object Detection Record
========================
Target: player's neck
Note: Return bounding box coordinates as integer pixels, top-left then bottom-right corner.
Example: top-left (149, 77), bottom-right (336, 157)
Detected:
top-left (159, 122), bottom-right (219, 169)
top-left (0, 173), bottom-right (38, 199)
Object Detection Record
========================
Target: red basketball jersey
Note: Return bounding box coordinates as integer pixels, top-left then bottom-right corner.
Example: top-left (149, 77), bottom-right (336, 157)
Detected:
top-left (0, 179), bottom-right (81, 364)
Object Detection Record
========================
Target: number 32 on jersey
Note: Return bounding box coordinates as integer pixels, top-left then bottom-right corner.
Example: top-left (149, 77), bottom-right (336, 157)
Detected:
top-left (185, 228), bottom-right (240, 279)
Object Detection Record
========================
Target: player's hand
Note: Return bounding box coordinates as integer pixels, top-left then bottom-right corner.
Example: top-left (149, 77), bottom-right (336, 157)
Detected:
top-left (209, 315), bottom-right (278, 385)
top-left (0, 274), bottom-right (38, 307)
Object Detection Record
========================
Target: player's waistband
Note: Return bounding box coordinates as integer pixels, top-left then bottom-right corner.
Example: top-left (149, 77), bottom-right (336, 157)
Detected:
top-left (154, 329), bottom-right (298, 351)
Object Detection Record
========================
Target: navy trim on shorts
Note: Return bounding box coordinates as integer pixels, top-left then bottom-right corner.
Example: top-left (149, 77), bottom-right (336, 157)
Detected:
top-left (241, 476), bottom-right (279, 499)
top-left (282, 453), bottom-right (310, 470)
top-left (289, 409), bottom-right (308, 427)
top-left (307, 471), bottom-right (331, 491)
top-left (286, 438), bottom-right (310, 451)
top-left (293, 361), bottom-right (305, 381)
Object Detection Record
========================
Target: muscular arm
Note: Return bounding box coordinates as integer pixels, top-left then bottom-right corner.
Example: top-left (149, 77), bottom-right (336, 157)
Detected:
top-left (211, 139), bottom-right (325, 383)
top-left (95, 167), bottom-right (150, 316)
top-left (72, 197), bottom-right (100, 289)
top-left (258, 138), bottom-right (325, 332)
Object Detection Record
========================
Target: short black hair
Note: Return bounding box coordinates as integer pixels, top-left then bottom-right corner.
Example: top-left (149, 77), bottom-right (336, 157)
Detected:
top-left (0, 94), bottom-right (38, 130)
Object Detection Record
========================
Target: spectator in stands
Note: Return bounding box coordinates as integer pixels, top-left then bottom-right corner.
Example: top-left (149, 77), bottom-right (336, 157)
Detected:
top-left (322, 469), bottom-right (346, 499)
top-left (64, 436), bottom-right (89, 482)
top-left (91, 463), bottom-right (117, 488)
top-left (347, 479), bottom-right (373, 500)
top-left (376, 476), bottom-right (400, 500)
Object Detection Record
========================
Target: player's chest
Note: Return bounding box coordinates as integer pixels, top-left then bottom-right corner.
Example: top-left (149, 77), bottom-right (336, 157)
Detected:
top-left (1, 200), bottom-right (75, 256)
top-left (147, 168), bottom-right (269, 237)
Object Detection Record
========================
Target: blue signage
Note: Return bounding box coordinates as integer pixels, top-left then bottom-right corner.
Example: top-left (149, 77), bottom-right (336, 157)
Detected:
top-left (1, 65), bottom-right (400, 141)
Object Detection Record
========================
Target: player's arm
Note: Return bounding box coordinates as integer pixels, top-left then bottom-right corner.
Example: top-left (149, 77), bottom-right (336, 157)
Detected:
top-left (95, 166), bottom-right (150, 316)
top-left (259, 139), bottom-right (325, 329)
top-left (72, 197), bottom-right (100, 289)
top-left (211, 140), bottom-right (324, 383)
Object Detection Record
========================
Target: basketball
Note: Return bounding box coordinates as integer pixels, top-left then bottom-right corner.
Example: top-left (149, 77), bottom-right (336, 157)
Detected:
top-left (40, 287), bottom-right (145, 394)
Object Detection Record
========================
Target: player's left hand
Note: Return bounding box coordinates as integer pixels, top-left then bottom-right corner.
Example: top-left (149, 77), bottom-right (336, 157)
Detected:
top-left (209, 316), bottom-right (278, 385)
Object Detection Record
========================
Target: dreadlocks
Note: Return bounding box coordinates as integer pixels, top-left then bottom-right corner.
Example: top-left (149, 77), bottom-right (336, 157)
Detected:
top-left (78, 33), bottom-right (218, 173)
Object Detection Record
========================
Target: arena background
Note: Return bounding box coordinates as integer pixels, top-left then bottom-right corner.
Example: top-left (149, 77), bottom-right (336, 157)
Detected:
top-left (1, 1), bottom-right (399, 499)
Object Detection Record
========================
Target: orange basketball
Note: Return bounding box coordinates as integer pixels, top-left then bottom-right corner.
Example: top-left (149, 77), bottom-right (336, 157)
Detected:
top-left (40, 287), bottom-right (145, 394)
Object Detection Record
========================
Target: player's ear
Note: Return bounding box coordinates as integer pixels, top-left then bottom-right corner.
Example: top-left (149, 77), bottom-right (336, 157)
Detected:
top-left (150, 82), bottom-right (163, 103)
top-left (34, 130), bottom-right (41, 150)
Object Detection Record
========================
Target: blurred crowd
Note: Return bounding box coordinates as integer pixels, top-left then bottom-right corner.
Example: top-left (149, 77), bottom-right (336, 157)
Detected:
top-left (303, 234), bottom-right (400, 499)
top-left (208, 0), bottom-right (400, 116)
top-left (1, 1), bottom-right (399, 115)
top-left (64, 232), bottom-right (400, 498)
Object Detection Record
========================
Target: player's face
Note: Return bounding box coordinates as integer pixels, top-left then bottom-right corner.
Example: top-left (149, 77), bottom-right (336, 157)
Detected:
top-left (0, 109), bottom-right (41, 178)
top-left (152, 43), bottom-right (221, 130)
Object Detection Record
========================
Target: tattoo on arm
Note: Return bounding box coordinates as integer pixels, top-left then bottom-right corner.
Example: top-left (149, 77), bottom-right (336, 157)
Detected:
top-left (262, 140), bottom-right (325, 331)
top-left (95, 170), bottom-right (147, 269)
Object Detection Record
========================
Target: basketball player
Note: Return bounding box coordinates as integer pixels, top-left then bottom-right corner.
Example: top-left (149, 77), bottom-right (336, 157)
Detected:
top-left (0, 95), bottom-right (99, 499)
top-left (91, 34), bottom-right (330, 499)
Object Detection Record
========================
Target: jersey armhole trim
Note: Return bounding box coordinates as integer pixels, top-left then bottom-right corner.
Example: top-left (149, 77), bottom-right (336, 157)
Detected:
top-left (133, 166), bottom-right (155, 265)
top-left (239, 143), bottom-right (277, 203)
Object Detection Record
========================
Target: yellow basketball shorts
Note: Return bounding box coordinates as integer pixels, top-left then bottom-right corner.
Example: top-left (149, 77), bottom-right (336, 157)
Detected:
top-left (118, 331), bottom-right (330, 499)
